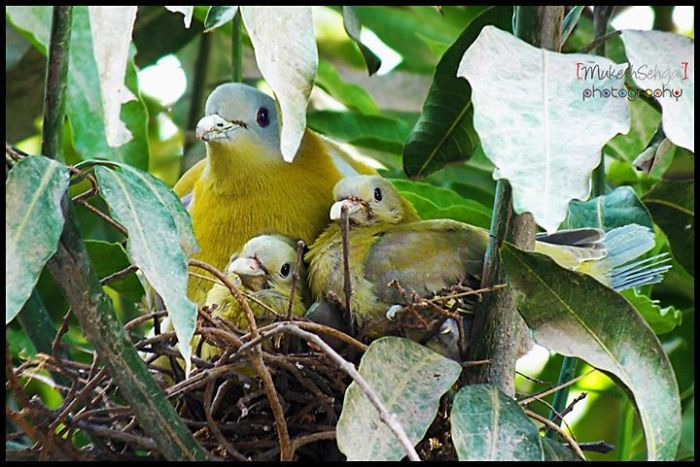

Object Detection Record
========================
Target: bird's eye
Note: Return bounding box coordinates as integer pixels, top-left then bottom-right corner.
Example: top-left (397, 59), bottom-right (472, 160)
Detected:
top-left (256, 107), bottom-right (270, 128)
top-left (280, 263), bottom-right (291, 277)
top-left (374, 187), bottom-right (382, 202)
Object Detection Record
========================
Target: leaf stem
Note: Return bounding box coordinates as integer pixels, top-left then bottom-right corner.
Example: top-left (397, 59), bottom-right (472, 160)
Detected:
top-left (232, 10), bottom-right (243, 82)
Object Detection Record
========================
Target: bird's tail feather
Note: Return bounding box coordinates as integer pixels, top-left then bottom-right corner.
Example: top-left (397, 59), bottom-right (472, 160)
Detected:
top-left (579, 224), bottom-right (672, 291)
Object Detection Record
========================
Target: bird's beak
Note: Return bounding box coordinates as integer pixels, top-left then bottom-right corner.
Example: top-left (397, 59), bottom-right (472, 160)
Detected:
top-left (196, 114), bottom-right (241, 142)
top-left (228, 257), bottom-right (267, 291)
top-left (330, 199), bottom-right (365, 222)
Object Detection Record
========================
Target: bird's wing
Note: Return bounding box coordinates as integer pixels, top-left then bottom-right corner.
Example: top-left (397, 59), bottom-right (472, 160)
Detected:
top-left (174, 158), bottom-right (206, 201)
top-left (363, 220), bottom-right (489, 304)
top-left (312, 130), bottom-right (378, 176)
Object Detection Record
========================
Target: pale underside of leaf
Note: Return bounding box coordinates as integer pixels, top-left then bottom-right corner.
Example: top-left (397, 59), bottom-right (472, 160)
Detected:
top-left (241, 6), bottom-right (318, 162)
top-left (336, 337), bottom-right (461, 461)
top-left (457, 26), bottom-right (631, 233)
top-left (621, 29), bottom-right (695, 152)
top-left (88, 6), bottom-right (138, 148)
top-left (94, 166), bottom-right (196, 375)
top-left (6, 157), bottom-right (70, 324)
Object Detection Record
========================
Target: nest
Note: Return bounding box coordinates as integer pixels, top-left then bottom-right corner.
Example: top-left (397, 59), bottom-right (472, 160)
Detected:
top-left (6, 277), bottom-right (498, 461)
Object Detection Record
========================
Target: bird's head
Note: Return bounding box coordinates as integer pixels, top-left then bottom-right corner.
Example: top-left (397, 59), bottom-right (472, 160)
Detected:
top-left (196, 83), bottom-right (281, 162)
top-left (226, 235), bottom-right (300, 292)
top-left (330, 175), bottom-right (406, 226)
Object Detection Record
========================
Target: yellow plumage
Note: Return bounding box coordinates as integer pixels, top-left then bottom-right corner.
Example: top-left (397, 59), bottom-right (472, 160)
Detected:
top-left (307, 175), bottom-right (666, 337)
top-left (196, 235), bottom-right (307, 360)
top-left (174, 83), bottom-right (374, 303)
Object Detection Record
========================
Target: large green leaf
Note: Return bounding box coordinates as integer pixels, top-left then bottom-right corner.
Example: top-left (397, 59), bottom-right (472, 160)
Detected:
top-left (501, 244), bottom-right (681, 460)
top-left (457, 26), bottom-right (630, 233)
top-left (92, 161), bottom-right (198, 255)
top-left (622, 289), bottom-right (682, 335)
top-left (621, 30), bottom-right (694, 152)
top-left (336, 337), bottom-right (461, 461)
top-left (6, 156), bottom-right (70, 324)
top-left (307, 110), bottom-right (411, 154)
top-left (563, 186), bottom-right (654, 231)
top-left (450, 384), bottom-right (544, 461)
top-left (7, 6), bottom-right (150, 170)
top-left (403, 7), bottom-right (512, 178)
top-left (390, 179), bottom-right (491, 228)
top-left (644, 180), bottom-right (694, 276)
top-left (315, 59), bottom-right (380, 115)
top-left (341, 6), bottom-right (381, 75)
top-left (84, 240), bottom-right (145, 302)
top-left (94, 165), bottom-right (196, 374)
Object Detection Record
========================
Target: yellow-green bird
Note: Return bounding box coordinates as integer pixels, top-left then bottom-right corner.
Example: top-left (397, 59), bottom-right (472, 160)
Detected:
top-left (306, 175), bottom-right (670, 338)
top-left (175, 83), bottom-right (375, 303)
top-left (197, 234), bottom-right (307, 360)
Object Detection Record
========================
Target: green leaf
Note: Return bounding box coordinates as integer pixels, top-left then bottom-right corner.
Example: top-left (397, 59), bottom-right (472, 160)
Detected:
top-left (6, 156), bottom-right (70, 324)
top-left (84, 240), bottom-right (144, 302)
top-left (605, 97), bottom-right (661, 162)
top-left (353, 6), bottom-right (485, 74)
top-left (336, 336), bottom-right (461, 460)
top-left (203, 6), bottom-right (238, 32)
top-left (390, 179), bottom-right (492, 228)
top-left (644, 180), bottom-right (694, 276)
top-left (451, 384), bottom-right (544, 461)
top-left (7, 326), bottom-right (38, 358)
top-left (622, 289), bottom-right (682, 335)
top-left (403, 7), bottom-right (512, 178)
top-left (341, 6), bottom-right (381, 75)
top-left (94, 161), bottom-right (198, 255)
top-left (94, 165), bottom-right (196, 374)
top-left (542, 438), bottom-right (582, 461)
top-left (315, 59), bottom-right (380, 115)
top-left (6, 6), bottom-right (150, 170)
top-left (307, 110), bottom-right (411, 154)
top-left (677, 397), bottom-right (694, 460)
top-left (458, 26), bottom-right (631, 233)
top-left (561, 6), bottom-right (585, 44)
top-left (563, 186), bottom-right (654, 231)
top-left (501, 244), bottom-right (681, 460)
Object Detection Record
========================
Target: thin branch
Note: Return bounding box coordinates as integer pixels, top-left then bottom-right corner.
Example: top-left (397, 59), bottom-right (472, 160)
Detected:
top-left (100, 264), bottom-right (138, 285)
top-left (518, 369), bottom-right (596, 405)
top-left (580, 29), bottom-right (622, 54)
top-left (74, 199), bottom-right (128, 236)
top-left (286, 240), bottom-right (306, 320)
top-left (340, 205), bottom-right (354, 329)
top-left (524, 409), bottom-right (586, 460)
top-left (578, 441), bottom-right (615, 454)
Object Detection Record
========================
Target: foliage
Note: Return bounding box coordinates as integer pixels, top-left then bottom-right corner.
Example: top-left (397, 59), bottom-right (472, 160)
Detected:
top-left (5, 5), bottom-right (694, 462)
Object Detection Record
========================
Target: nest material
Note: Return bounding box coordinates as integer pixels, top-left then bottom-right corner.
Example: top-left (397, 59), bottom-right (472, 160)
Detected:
top-left (6, 281), bottom-right (492, 461)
